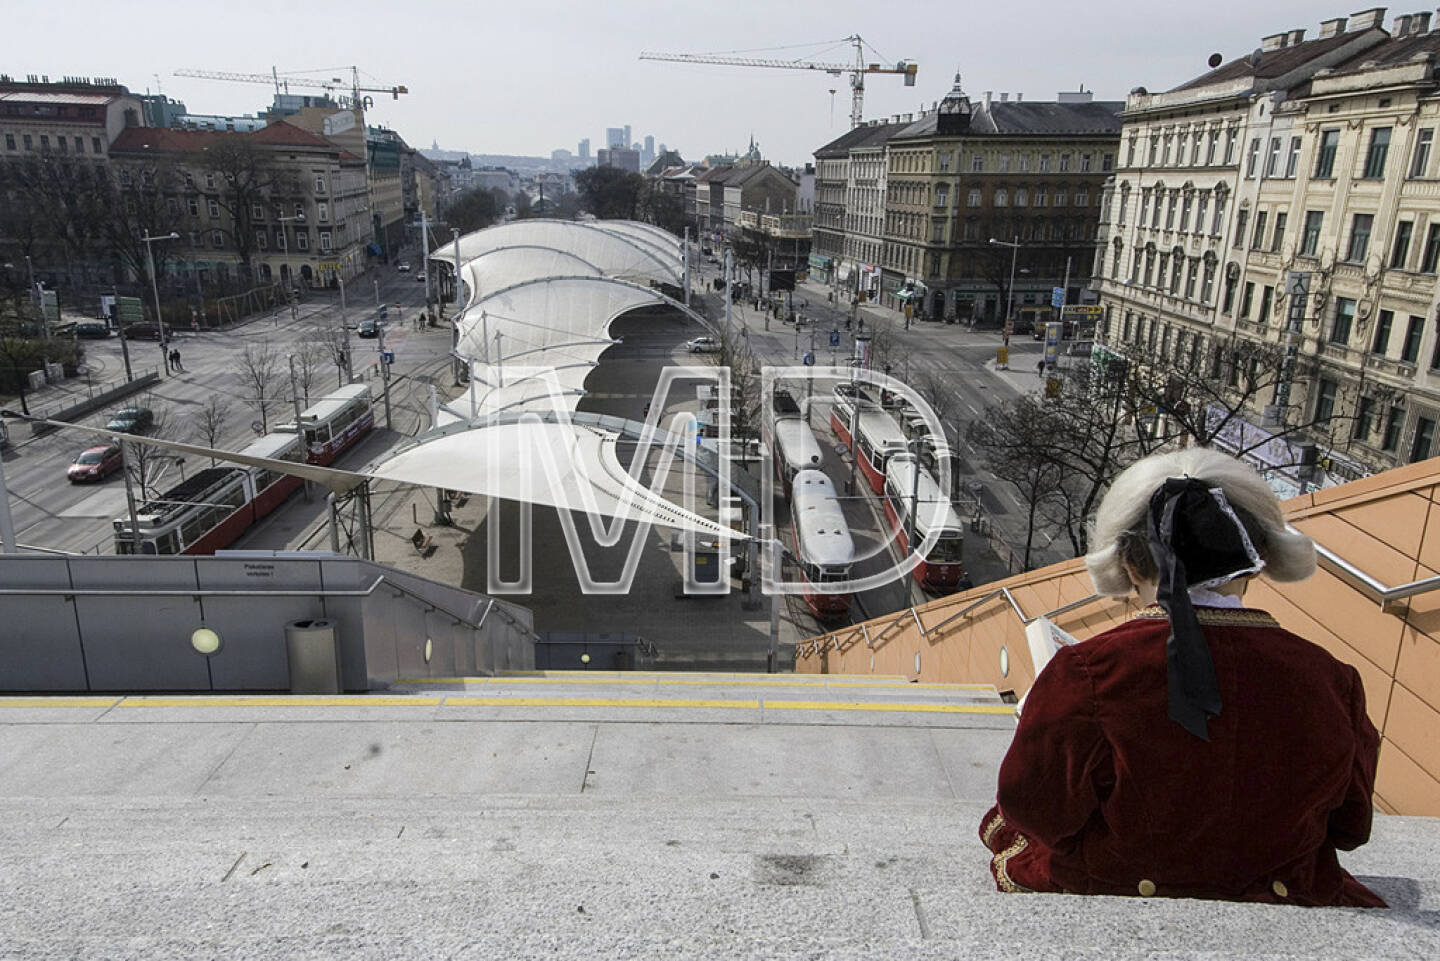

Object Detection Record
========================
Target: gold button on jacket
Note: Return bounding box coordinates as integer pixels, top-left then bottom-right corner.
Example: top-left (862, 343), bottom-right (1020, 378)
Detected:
top-left (1137, 879), bottom-right (1157, 897)
top-left (1272, 880), bottom-right (1289, 898)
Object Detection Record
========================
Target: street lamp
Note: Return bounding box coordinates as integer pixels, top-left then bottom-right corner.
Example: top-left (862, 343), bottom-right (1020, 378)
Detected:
top-left (989, 237), bottom-right (1021, 345)
top-left (141, 231), bottom-right (179, 377)
top-left (278, 212), bottom-right (306, 309)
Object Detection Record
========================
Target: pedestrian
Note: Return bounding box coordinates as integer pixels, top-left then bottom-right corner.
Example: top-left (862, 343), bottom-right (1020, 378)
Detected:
top-left (1037, 359), bottom-right (1046, 379)
top-left (169, 348), bottom-right (182, 372)
top-left (641, 403), bottom-right (651, 421)
top-left (979, 448), bottom-right (1385, 907)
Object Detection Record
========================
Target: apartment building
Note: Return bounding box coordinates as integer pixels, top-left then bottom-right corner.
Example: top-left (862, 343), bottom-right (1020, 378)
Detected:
top-left (881, 76), bottom-right (1121, 321)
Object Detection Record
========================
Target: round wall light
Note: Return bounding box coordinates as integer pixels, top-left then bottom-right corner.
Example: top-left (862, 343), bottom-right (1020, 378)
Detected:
top-left (191, 627), bottom-right (223, 656)
top-left (999, 645), bottom-right (1010, 678)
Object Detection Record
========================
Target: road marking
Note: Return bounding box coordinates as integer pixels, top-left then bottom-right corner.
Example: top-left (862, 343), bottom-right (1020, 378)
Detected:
top-left (0, 697), bottom-right (120, 709)
top-left (117, 695), bottom-right (444, 708)
top-left (444, 696), bottom-right (760, 709)
top-left (764, 701), bottom-right (1014, 715)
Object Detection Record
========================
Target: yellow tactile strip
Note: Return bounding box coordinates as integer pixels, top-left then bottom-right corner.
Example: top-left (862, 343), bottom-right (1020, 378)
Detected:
top-left (396, 675), bottom-right (996, 692)
top-left (0, 694), bottom-right (1014, 716)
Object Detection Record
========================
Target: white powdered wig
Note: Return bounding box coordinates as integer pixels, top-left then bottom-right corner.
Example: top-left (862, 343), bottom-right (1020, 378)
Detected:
top-left (1084, 448), bottom-right (1316, 596)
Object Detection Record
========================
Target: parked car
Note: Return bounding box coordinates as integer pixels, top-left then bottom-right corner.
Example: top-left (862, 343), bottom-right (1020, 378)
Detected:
top-left (105, 407), bottom-right (154, 434)
top-left (397, 263), bottom-right (411, 272)
top-left (67, 443), bottom-right (123, 483)
top-left (416, 271), bottom-right (426, 282)
top-left (123, 322), bottom-right (167, 341)
top-left (357, 319), bottom-right (379, 338)
top-left (75, 322), bottom-right (111, 339)
top-left (685, 336), bottom-right (720, 354)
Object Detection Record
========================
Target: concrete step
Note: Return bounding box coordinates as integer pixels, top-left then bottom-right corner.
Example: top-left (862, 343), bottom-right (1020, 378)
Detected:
top-left (1, 794), bottom-right (1434, 960)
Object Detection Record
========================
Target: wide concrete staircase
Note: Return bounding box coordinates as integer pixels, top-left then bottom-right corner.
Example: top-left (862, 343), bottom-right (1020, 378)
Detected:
top-left (1, 673), bottom-right (1436, 959)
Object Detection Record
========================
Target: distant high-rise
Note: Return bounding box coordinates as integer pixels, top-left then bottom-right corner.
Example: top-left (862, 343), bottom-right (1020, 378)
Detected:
top-left (623, 125), bottom-right (631, 149)
top-left (606, 126), bottom-right (625, 149)
top-left (642, 134), bottom-right (655, 167)
top-left (578, 137), bottom-right (590, 160)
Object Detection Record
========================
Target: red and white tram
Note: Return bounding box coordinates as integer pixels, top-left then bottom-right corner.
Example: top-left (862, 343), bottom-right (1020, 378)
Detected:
top-left (882, 454), bottom-right (969, 593)
top-left (113, 430), bottom-right (309, 556)
top-left (830, 397), bottom-right (908, 495)
top-left (790, 469), bottom-right (856, 621)
top-left (276, 383), bottom-right (375, 465)
top-left (770, 416), bottom-right (823, 499)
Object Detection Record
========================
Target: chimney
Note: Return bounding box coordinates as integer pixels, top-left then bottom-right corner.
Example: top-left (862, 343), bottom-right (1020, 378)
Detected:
top-left (1288, 27), bottom-right (1308, 43)
top-left (983, 90), bottom-right (993, 109)
top-left (1347, 7), bottom-right (1388, 31)
top-left (1396, 12), bottom-right (1413, 31)
top-left (1318, 16), bottom-right (1348, 36)
top-left (999, 91), bottom-right (1009, 102)
top-left (1015, 92), bottom-right (1023, 102)
top-left (1261, 32), bottom-right (1289, 50)
top-left (1415, 11), bottom-right (1432, 31)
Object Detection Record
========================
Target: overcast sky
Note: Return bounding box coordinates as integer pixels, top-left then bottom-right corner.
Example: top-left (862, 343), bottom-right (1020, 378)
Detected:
top-left (5, 0), bottom-right (1360, 166)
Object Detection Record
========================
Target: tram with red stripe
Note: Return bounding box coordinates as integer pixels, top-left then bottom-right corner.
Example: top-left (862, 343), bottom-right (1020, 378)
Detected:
top-left (767, 389), bottom-right (823, 499)
top-left (276, 383), bottom-right (374, 465)
top-left (882, 454), bottom-right (969, 593)
top-left (790, 469), bottom-right (855, 621)
top-left (829, 390), bottom-right (908, 495)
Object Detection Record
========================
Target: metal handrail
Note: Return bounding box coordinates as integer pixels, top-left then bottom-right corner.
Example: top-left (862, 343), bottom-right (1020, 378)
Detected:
top-left (1310, 537), bottom-right (1440, 611)
top-left (0, 572), bottom-right (537, 638)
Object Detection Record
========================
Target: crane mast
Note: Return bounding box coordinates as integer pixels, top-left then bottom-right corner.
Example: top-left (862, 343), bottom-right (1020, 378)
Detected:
top-left (640, 35), bottom-right (916, 128)
top-left (173, 66), bottom-right (408, 110)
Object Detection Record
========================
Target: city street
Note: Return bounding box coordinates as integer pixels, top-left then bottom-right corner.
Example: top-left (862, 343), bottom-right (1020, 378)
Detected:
top-left (0, 256), bottom-right (446, 555)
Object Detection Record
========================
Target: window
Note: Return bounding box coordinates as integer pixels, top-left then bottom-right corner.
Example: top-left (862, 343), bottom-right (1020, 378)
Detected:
top-left (1014, 187), bottom-right (1027, 206)
top-left (1383, 407), bottom-right (1405, 452)
top-left (967, 187), bottom-right (981, 207)
top-left (1148, 136), bottom-right (1159, 166)
top-left (1211, 192), bottom-right (1226, 234)
top-left (939, 152), bottom-right (951, 172)
top-left (318, 201), bottom-right (329, 222)
top-left (1315, 379), bottom-right (1338, 424)
top-left (211, 230), bottom-right (224, 247)
top-left (205, 172), bottom-right (216, 188)
top-left (1195, 193), bottom-right (1208, 232)
top-left (994, 188), bottom-right (1008, 207)
top-left (294, 203), bottom-right (303, 218)
top-left (1222, 269), bottom-right (1238, 313)
top-left (1180, 193), bottom-right (1193, 232)
top-left (1246, 138), bottom-right (1260, 177)
top-left (91, 136), bottom-right (102, 153)
top-left (1315, 129), bottom-right (1339, 178)
top-left (314, 175), bottom-right (327, 193)
top-left (56, 136), bottom-right (66, 154)
top-left (1058, 153), bottom-right (1071, 172)
top-left (1207, 130), bottom-right (1219, 165)
top-left (971, 154), bottom-right (984, 172)
top-left (1363, 127), bottom-right (1391, 179)
top-left (1234, 208), bottom-right (1249, 249)
top-left (208, 199), bottom-right (220, 218)
top-left (3, 133), bottom-right (12, 151)
top-left (187, 198), bottom-right (199, 217)
top-left (1055, 188), bottom-right (1068, 207)
top-left (118, 168), bottom-right (132, 186)
top-left (1240, 281), bottom-right (1255, 318)
top-left (1285, 137), bottom-right (1301, 177)
top-left (1301, 211), bottom-right (1324, 256)
top-left (1265, 137), bottom-right (1281, 177)
top-left (252, 203), bottom-right (264, 220)
top-left (276, 231), bottom-right (286, 251)
top-left (39, 135), bottom-right (50, 152)
top-left (1412, 129), bottom-right (1433, 178)
top-left (1423, 224), bottom-right (1440, 272)
top-left (296, 232), bottom-right (309, 251)
top-left (22, 134), bottom-right (32, 151)
top-left (998, 153), bottom-right (1010, 172)
top-left (1165, 192), bottom-right (1176, 228)
top-left (1411, 416), bottom-right (1435, 463)
top-left (1185, 259), bottom-right (1198, 299)
top-left (1102, 153), bottom-right (1114, 172)
top-left (1373, 311), bottom-right (1394, 355)
top-left (1170, 255), bottom-right (1184, 295)
top-left (256, 231), bottom-right (267, 250)
top-left (1391, 221), bottom-right (1414, 269)
top-left (1127, 137), bottom-right (1137, 166)
top-left (1271, 212), bottom-right (1287, 253)
top-left (1075, 188), bottom-right (1088, 207)
top-left (1201, 258), bottom-right (1216, 303)
top-left (320, 231), bottom-right (332, 252)
top-left (1190, 135), bottom-right (1202, 166)
top-left (1402, 315), bottom-right (1425, 364)
top-left (1354, 396), bottom-right (1374, 441)
top-left (1251, 210), bottom-right (1268, 249)
top-left (1431, 325), bottom-right (1440, 371)
top-left (1330, 297), bottom-right (1356, 345)
top-left (1256, 284), bottom-right (1272, 323)
top-left (1347, 214), bottom-right (1373, 262)
top-left (1038, 153), bottom-right (1051, 172)
top-left (1081, 153), bottom-right (1092, 172)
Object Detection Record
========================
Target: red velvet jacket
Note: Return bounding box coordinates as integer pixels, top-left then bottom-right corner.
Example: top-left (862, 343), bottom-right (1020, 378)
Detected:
top-left (980, 606), bottom-right (1384, 907)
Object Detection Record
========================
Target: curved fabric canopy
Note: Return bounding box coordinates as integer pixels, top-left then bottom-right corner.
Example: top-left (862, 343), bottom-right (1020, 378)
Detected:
top-left (372, 420), bottom-right (737, 538)
top-left (433, 219), bottom-right (681, 286)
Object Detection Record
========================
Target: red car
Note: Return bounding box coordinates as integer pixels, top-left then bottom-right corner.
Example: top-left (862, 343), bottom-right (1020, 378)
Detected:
top-left (67, 444), bottom-right (123, 483)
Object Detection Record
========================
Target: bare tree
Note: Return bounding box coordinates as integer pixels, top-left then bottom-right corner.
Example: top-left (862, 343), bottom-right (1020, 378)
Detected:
top-left (318, 324), bottom-right (352, 388)
top-left (192, 395), bottom-right (234, 466)
top-left (199, 137), bottom-right (300, 283)
top-left (293, 335), bottom-right (329, 406)
top-left (124, 403), bottom-right (182, 499)
top-left (235, 342), bottom-right (284, 433)
top-left (704, 324), bottom-right (764, 446)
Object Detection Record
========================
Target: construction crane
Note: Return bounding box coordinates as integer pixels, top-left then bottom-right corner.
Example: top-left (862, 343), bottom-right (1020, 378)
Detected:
top-left (640, 35), bottom-right (916, 129)
top-left (173, 66), bottom-right (407, 110)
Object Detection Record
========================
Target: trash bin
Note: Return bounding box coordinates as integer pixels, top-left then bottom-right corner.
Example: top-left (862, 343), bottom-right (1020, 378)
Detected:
top-left (284, 619), bottom-right (340, 693)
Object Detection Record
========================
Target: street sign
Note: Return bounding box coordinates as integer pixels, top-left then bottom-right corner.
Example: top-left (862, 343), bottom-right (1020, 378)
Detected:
top-left (829, 330), bottom-right (840, 347)
top-left (381, 350), bottom-right (395, 365)
top-left (115, 296), bottom-right (144, 325)
top-left (802, 351), bottom-right (815, 366)
top-left (1285, 271), bottom-right (1310, 298)
top-left (378, 304), bottom-right (388, 318)
top-left (1060, 305), bottom-right (1104, 318)
top-left (1051, 287), bottom-right (1065, 308)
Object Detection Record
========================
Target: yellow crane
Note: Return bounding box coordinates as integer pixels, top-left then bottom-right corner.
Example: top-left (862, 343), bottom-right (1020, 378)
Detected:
top-left (172, 66), bottom-right (407, 110)
top-left (640, 35), bottom-right (916, 129)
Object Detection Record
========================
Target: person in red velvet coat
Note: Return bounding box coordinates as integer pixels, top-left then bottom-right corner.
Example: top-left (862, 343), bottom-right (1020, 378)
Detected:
top-left (979, 449), bottom-right (1384, 907)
